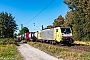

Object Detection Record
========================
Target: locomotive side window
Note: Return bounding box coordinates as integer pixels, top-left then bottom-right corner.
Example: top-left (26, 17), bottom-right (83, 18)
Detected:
top-left (56, 29), bottom-right (58, 32)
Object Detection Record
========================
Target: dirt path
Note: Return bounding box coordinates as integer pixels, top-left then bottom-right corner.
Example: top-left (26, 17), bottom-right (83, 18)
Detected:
top-left (18, 42), bottom-right (63, 60)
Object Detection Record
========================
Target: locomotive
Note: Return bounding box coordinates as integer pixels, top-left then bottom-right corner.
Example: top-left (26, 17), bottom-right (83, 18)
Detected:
top-left (34, 27), bottom-right (74, 44)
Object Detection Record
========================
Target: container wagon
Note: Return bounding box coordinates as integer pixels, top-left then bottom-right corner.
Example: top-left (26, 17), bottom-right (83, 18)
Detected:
top-left (25, 32), bottom-right (36, 41)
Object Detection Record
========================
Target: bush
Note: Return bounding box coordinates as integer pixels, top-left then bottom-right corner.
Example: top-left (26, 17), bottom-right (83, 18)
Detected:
top-left (0, 38), bottom-right (16, 45)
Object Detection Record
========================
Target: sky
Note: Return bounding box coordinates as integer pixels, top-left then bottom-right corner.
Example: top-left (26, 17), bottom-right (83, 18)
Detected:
top-left (0, 0), bottom-right (69, 33)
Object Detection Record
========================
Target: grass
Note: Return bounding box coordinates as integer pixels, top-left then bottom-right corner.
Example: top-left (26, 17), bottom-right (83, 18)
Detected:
top-left (28, 42), bottom-right (90, 60)
top-left (74, 41), bottom-right (90, 45)
top-left (0, 38), bottom-right (16, 45)
top-left (0, 38), bottom-right (23, 60)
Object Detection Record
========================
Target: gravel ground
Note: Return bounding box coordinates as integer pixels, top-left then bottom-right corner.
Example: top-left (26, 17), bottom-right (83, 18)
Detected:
top-left (18, 42), bottom-right (63, 60)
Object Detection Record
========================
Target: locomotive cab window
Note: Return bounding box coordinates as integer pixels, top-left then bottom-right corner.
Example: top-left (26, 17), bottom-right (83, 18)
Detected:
top-left (61, 28), bottom-right (71, 33)
top-left (56, 29), bottom-right (58, 32)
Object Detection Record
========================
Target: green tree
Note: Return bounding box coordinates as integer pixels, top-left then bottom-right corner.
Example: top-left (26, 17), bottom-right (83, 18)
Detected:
top-left (14, 33), bottom-right (17, 38)
top-left (19, 27), bottom-right (29, 35)
top-left (53, 15), bottom-right (64, 27)
top-left (0, 12), bottom-right (17, 38)
top-left (64, 0), bottom-right (90, 41)
top-left (47, 25), bottom-right (53, 29)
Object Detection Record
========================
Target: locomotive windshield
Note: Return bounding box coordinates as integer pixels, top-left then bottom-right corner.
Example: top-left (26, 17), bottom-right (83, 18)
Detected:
top-left (61, 28), bottom-right (71, 33)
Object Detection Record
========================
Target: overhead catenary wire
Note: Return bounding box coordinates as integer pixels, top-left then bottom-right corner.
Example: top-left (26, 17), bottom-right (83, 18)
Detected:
top-left (17, 0), bottom-right (54, 31)
top-left (37, 16), bottom-right (56, 25)
top-left (31, 15), bottom-right (57, 31)
top-left (24, 0), bottom-right (54, 25)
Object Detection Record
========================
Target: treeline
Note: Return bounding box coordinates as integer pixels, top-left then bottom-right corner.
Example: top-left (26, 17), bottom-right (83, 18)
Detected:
top-left (46, 15), bottom-right (65, 29)
top-left (0, 12), bottom-right (17, 38)
top-left (64, 0), bottom-right (90, 41)
top-left (47, 0), bottom-right (90, 41)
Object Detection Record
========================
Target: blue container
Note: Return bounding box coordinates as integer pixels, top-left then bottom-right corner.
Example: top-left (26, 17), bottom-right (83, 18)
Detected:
top-left (21, 34), bottom-right (24, 40)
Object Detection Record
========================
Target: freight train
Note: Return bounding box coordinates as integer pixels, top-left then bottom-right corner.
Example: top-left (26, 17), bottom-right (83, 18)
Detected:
top-left (17, 27), bottom-right (74, 44)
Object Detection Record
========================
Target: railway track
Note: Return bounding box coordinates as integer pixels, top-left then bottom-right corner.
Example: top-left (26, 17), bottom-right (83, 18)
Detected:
top-left (55, 43), bottom-right (90, 53)
top-left (38, 40), bottom-right (90, 53)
